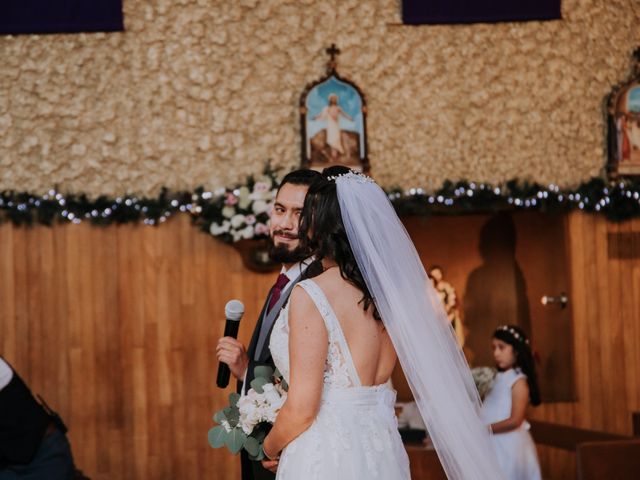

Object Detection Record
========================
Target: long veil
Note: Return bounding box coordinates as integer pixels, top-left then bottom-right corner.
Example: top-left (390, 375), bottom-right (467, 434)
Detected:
top-left (336, 173), bottom-right (504, 480)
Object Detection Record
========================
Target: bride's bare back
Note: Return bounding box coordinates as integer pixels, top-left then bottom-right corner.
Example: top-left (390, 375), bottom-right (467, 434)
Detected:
top-left (311, 267), bottom-right (397, 387)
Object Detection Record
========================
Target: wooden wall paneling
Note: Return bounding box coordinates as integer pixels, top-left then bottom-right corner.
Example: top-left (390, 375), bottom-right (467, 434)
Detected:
top-left (14, 227), bottom-right (31, 376)
top-left (621, 220), bottom-right (640, 417)
top-left (568, 212), bottom-right (589, 428)
top-left (633, 226), bottom-right (640, 412)
top-left (0, 225), bottom-right (16, 360)
top-left (605, 219), bottom-right (631, 434)
top-left (591, 214), bottom-right (609, 432)
top-left (1, 213), bottom-right (640, 479)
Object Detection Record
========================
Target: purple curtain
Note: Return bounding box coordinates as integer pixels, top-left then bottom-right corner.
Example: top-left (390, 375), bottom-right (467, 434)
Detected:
top-left (402, 1), bottom-right (561, 25)
top-left (0, 0), bottom-right (123, 34)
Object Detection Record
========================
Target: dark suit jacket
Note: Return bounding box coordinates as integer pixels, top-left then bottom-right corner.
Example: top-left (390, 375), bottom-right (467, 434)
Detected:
top-left (237, 261), bottom-right (322, 480)
top-left (237, 278), bottom-right (296, 480)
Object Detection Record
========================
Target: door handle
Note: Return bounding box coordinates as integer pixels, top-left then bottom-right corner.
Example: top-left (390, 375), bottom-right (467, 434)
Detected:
top-left (540, 292), bottom-right (568, 309)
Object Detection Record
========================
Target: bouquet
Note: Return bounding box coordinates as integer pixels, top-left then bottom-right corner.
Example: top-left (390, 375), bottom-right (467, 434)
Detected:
top-left (470, 366), bottom-right (497, 400)
top-left (208, 366), bottom-right (287, 460)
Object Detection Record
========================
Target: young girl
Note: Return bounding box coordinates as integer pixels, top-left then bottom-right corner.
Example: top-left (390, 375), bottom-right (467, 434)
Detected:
top-left (481, 325), bottom-right (542, 480)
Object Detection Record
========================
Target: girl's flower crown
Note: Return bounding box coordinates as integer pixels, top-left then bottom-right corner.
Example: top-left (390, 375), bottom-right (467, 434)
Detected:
top-left (497, 325), bottom-right (530, 345)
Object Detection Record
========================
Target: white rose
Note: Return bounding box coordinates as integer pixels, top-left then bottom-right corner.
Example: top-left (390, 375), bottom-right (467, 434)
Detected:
top-left (252, 200), bottom-right (268, 214)
top-left (240, 225), bottom-right (254, 239)
top-left (238, 187), bottom-right (251, 209)
top-left (222, 206), bottom-right (235, 218)
top-left (209, 221), bottom-right (230, 236)
top-left (262, 384), bottom-right (281, 405)
top-left (230, 214), bottom-right (246, 229)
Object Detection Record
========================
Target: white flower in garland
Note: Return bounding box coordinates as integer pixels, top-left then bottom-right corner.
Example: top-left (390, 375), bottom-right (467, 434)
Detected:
top-left (222, 206), bottom-right (235, 218)
top-left (209, 220), bottom-right (231, 236)
top-left (238, 187), bottom-right (252, 209)
top-left (230, 214), bottom-right (246, 229)
top-left (254, 223), bottom-right (269, 236)
top-left (240, 225), bottom-right (254, 240)
top-left (251, 200), bottom-right (269, 215)
top-left (206, 166), bottom-right (281, 243)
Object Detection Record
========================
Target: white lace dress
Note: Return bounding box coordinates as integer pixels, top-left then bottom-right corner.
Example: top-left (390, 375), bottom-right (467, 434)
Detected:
top-left (269, 279), bottom-right (410, 480)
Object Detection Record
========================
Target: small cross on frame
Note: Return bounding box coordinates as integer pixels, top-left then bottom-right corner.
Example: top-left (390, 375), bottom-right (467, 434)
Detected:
top-left (325, 43), bottom-right (340, 72)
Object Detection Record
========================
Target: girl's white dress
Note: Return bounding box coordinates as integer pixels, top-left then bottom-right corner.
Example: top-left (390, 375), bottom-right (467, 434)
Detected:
top-left (481, 369), bottom-right (542, 480)
top-left (269, 279), bottom-right (410, 480)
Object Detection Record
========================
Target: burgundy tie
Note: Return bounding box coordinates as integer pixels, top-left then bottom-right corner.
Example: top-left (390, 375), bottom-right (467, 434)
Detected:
top-left (268, 273), bottom-right (290, 312)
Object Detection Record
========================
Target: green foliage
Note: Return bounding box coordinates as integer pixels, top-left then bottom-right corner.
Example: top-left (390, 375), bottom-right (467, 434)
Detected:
top-left (244, 436), bottom-right (260, 457)
top-left (253, 366), bottom-right (274, 380)
top-left (223, 405), bottom-right (240, 428)
top-left (228, 392), bottom-right (240, 406)
top-left (208, 426), bottom-right (227, 449)
top-left (250, 377), bottom-right (268, 394)
top-left (225, 428), bottom-right (248, 454)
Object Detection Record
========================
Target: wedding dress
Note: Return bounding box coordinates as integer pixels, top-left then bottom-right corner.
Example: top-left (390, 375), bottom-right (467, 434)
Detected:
top-left (269, 278), bottom-right (411, 480)
top-left (268, 172), bottom-right (503, 480)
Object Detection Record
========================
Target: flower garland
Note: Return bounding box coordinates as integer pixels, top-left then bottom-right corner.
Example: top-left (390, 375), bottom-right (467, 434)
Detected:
top-left (1, 167), bottom-right (640, 243)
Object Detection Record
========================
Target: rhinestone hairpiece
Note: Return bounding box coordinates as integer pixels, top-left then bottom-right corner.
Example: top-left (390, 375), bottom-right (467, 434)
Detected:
top-left (497, 325), bottom-right (530, 345)
top-left (326, 171), bottom-right (375, 184)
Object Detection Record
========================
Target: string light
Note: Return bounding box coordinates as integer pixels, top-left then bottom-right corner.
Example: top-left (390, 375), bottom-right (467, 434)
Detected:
top-left (1, 170), bottom-right (640, 234)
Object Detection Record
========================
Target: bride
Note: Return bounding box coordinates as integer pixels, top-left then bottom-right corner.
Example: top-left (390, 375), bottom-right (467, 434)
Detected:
top-left (261, 170), bottom-right (503, 479)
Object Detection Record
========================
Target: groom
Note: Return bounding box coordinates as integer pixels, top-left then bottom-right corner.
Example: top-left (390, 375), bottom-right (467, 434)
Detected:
top-left (216, 168), bottom-right (322, 480)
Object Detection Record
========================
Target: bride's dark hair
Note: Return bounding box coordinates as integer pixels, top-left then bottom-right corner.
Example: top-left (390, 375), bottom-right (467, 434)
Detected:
top-left (298, 177), bottom-right (380, 320)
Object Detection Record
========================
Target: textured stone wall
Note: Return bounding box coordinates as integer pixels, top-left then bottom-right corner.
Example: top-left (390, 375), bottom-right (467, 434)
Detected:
top-left (0, 0), bottom-right (638, 195)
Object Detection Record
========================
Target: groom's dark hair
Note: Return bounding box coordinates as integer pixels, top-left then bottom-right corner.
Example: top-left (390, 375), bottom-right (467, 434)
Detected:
top-left (277, 169), bottom-right (322, 192)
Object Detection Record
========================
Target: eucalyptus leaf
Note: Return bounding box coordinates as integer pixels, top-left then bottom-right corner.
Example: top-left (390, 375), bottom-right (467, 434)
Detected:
top-left (208, 425), bottom-right (227, 448)
top-left (223, 406), bottom-right (240, 427)
top-left (213, 410), bottom-right (226, 424)
top-left (250, 377), bottom-right (268, 394)
top-left (251, 427), bottom-right (267, 442)
top-left (249, 448), bottom-right (265, 461)
top-left (244, 436), bottom-right (260, 457)
top-left (225, 428), bottom-right (248, 454)
top-left (253, 365), bottom-right (274, 380)
top-left (228, 392), bottom-right (240, 406)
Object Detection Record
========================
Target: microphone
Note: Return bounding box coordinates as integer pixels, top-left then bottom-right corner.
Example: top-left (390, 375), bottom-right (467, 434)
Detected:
top-left (216, 300), bottom-right (245, 388)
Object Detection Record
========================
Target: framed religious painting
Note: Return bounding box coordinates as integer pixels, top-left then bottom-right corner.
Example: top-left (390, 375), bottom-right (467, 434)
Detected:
top-left (607, 48), bottom-right (640, 177)
top-left (300, 45), bottom-right (370, 173)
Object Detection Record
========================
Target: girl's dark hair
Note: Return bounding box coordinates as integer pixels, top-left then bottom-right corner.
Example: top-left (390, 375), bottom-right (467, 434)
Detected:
top-left (298, 178), bottom-right (380, 320)
top-left (493, 325), bottom-right (541, 406)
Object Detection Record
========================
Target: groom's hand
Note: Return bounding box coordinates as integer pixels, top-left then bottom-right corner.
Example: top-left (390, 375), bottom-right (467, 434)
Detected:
top-left (261, 459), bottom-right (278, 473)
top-left (216, 337), bottom-right (249, 380)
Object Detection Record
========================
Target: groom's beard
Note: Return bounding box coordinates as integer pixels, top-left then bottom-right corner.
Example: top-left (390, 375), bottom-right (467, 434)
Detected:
top-left (268, 235), bottom-right (307, 264)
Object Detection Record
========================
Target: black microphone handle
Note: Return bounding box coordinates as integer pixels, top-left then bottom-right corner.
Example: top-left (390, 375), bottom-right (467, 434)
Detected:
top-left (216, 319), bottom-right (241, 388)
top-left (223, 319), bottom-right (240, 339)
